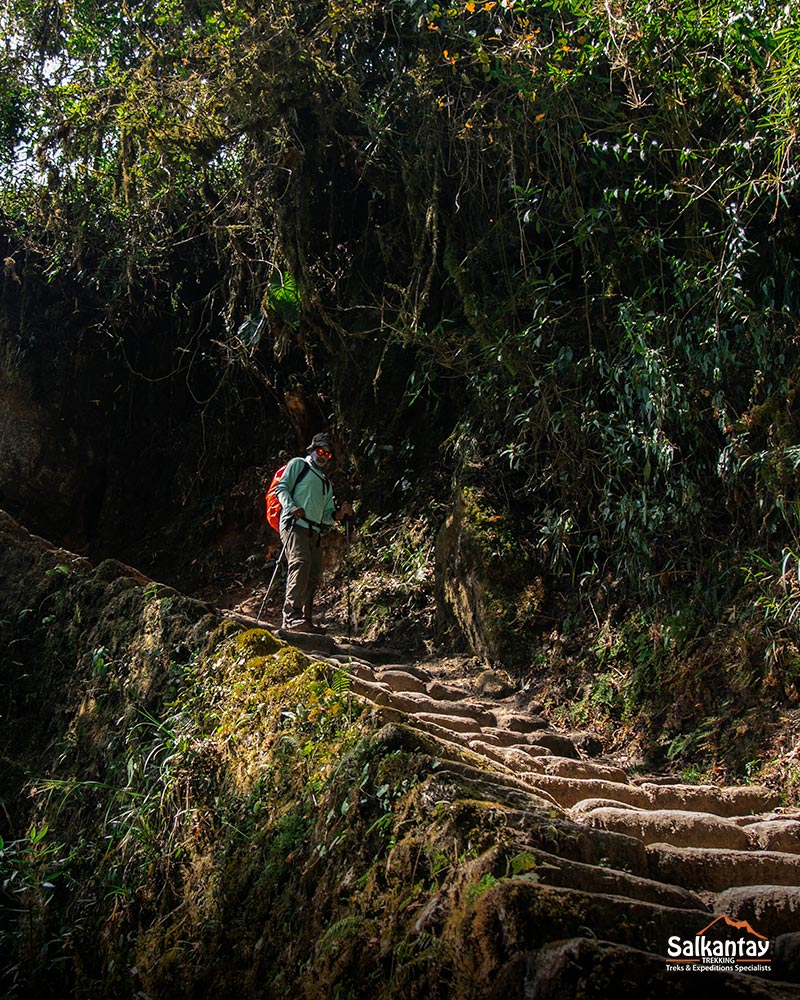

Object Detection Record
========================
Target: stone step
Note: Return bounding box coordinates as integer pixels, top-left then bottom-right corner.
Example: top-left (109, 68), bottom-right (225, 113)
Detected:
top-left (328, 657), bottom-right (376, 681)
top-left (373, 667), bottom-right (429, 693)
top-left (432, 759), bottom-right (569, 812)
top-left (517, 773), bottom-right (653, 809)
top-left (639, 782), bottom-right (780, 818)
top-left (425, 680), bottom-right (473, 702)
top-left (370, 706), bottom-right (488, 759)
top-left (413, 711), bottom-right (488, 734)
top-left (476, 727), bottom-right (556, 748)
top-left (349, 675), bottom-right (496, 726)
top-left (517, 815), bottom-right (650, 877)
top-left (492, 708), bottom-right (552, 733)
top-left (420, 768), bottom-right (559, 814)
top-left (648, 843), bottom-right (800, 892)
top-left (375, 662), bottom-right (435, 682)
top-left (571, 797), bottom-right (643, 815)
top-left (571, 804), bottom-right (752, 850)
top-left (715, 886), bottom-right (800, 938)
top-left (730, 811), bottom-right (800, 827)
top-left (515, 774), bottom-right (780, 816)
top-left (466, 741), bottom-right (556, 775)
top-left (453, 881), bottom-right (713, 973)
top-left (525, 756), bottom-right (629, 784)
top-left (741, 819), bottom-right (800, 853)
top-left (489, 730), bottom-right (579, 758)
top-left (521, 847), bottom-right (709, 911)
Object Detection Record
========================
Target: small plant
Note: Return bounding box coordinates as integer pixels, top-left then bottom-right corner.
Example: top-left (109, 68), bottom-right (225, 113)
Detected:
top-left (747, 548), bottom-right (800, 632)
top-left (465, 872), bottom-right (499, 903)
top-left (0, 826), bottom-right (78, 994)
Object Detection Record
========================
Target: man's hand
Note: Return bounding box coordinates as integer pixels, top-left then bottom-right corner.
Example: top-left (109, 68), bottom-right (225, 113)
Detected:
top-left (292, 507), bottom-right (306, 520)
top-left (335, 502), bottom-right (355, 522)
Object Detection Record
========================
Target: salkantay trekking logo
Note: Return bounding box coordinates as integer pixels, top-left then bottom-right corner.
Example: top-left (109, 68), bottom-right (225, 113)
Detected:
top-left (666, 915), bottom-right (772, 974)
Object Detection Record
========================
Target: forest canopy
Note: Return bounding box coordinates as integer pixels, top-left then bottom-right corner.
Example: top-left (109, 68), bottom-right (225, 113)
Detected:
top-left (2, 0), bottom-right (800, 599)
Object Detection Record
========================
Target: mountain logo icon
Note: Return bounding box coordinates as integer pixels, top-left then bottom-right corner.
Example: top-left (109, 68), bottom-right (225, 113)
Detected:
top-left (695, 914), bottom-right (768, 941)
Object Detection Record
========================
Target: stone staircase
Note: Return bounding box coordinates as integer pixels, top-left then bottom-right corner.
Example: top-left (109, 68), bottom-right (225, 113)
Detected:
top-left (307, 636), bottom-right (800, 995)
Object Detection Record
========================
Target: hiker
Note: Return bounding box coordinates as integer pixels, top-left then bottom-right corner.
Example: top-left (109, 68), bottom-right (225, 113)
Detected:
top-left (274, 432), bottom-right (354, 633)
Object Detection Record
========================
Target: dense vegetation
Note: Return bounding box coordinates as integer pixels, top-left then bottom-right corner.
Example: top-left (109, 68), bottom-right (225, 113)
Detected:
top-left (3, 5), bottom-right (800, 995)
top-left (3, 0), bottom-right (800, 589)
top-left (2, 0), bottom-right (800, 774)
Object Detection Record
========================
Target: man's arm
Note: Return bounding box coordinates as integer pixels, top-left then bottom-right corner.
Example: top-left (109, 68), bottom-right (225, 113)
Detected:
top-left (274, 457), bottom-right (307, 520)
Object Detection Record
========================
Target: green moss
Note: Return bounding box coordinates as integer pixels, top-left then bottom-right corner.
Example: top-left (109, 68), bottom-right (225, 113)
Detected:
top-left (92, 559), bottom-right (143, 585)
top-left (234, 627), bottom-right (283, 657)
top-left (441, 482), bottom-right (549, 667)
top-left (270, 645), bottom-right (311, 681)
top-left (460, 485), bottom-right (520, 574)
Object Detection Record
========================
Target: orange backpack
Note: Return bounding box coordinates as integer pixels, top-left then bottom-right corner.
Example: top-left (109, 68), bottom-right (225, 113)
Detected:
top-left (265, 462), bottom-right (311, 531)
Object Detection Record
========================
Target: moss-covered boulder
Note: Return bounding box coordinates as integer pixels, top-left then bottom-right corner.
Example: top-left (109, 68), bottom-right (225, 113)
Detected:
top-left (435, 480), bottom-right (544, 668)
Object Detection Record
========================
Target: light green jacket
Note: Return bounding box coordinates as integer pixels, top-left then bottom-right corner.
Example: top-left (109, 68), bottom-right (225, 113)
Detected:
top-left (275, 456), bottom-right (335, 532)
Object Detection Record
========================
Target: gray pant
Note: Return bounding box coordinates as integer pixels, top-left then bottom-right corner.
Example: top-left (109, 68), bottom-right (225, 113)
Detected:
top-left (280, 524), bottom-right (322, 625)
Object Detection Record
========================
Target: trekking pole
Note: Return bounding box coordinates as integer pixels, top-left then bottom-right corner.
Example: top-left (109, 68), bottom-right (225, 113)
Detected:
top-left (345, 517), bottom-right (352, 641)
top-left (256, 541), bottom-right (287, 623)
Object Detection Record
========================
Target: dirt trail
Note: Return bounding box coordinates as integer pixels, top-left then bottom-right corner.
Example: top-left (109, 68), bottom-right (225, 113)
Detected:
top-left (222, 606), bottom-right (800, 992)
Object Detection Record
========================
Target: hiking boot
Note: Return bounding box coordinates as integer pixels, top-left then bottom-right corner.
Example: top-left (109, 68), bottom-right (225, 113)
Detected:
top-left (282, 619), bottom-right (326, 634)
top-left (281, 617), bottom-right (308, 632)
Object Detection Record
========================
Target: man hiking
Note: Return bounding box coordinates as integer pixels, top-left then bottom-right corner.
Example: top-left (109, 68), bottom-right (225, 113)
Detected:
top-left (274, 432), bottom-right (354, 633)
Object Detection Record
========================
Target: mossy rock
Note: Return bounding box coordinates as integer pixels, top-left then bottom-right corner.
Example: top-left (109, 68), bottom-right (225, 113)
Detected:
top-left (234, 627), bottom-right (284, 657)
top-left (205, 617), bottom-right (244, 652)
top-left (435, 482), bottom-right (545, 668)
top-left (92, 558), bottom-right (149, 585)
top-left (251, 646), bottom-right (311, 685)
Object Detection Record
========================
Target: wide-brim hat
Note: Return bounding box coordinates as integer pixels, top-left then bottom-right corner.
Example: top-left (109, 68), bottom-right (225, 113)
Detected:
top-left (307, 432), bottom-right (335, 453)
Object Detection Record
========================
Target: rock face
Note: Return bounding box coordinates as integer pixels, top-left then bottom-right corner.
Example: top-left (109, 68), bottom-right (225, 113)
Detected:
top-left (434, 480), bottom-right (545, 666)
top-left (0, 254), bottom-right (282, 588)
top-left (1, 509), bottom-right (799, 999)
top-left (0, 375), bottom-right (94, 544)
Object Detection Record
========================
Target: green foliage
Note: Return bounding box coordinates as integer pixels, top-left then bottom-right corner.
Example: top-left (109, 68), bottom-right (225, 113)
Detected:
top-left (265, 272), bottom-right (301, 328)
top-left (0, 825), bottom-right (83, 995)
top-left (744, 542), bottom-right (800, 675)
top-left (1, 0), bottom-right (799, 600)
top-left (465, 871), bottom-right (499, 903)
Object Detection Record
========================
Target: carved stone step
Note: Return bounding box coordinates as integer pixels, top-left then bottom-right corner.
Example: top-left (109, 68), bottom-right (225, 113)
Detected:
top-left (373, 667), bottom-right (428, 693)
top-left (640, 782), bottom-right (780, 818)
top-left (525, 756), bottom-right (630, 784)
top-left (648, 843), bottom-right (800, 891)
top-left (413, 711), bottom-right (488, 734)
top-left (419, 770), bottom-right (559, 814)
top-left (371, 707), bottom-right (487, 757)
top-left (492, 708), bottom-right (552, 733)
top-left (467, 740), bottom-right (554, 771)
top-left (328, 657), bottom-right (375, 681)
top-left (452, 881), bottom-right (713, 980)
top-left (731, 811), bottom-right (800, 827)
top-left (516, 815), bottom-right (650, 877)
top-left (715, 886), bottom-right (800, 938)
top-left (571, 797), bottom-right (643, 814)
top-left (479, 727), bottom-right (566, 749)
top-left (349, 675), bottom-right (496, 726)
top-left (741, 819), bottom-right (800, 853)
top-left (522, 847), bottom-right (709, 911)
top-left (426, 680), bottom-right (473, 702)
top-left (571, 805), bottom-right (752, 850)
top-left (515, 774), bottom-right (780, 816)
top-left (517, 774), bottom-right (652, 809)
